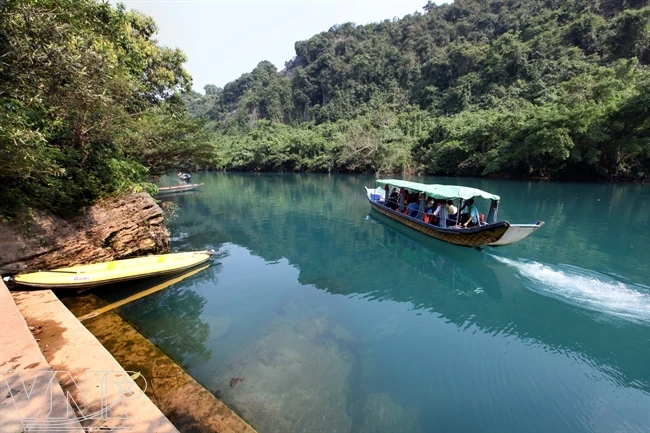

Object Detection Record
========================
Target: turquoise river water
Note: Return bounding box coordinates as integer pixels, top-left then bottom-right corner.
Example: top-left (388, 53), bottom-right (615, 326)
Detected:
top-left (113, 173), bottom-right (649, 433)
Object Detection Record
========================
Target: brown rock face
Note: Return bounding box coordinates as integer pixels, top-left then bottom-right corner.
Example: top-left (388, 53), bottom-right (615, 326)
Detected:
top-left (0, 193), bottom-right (169, 272)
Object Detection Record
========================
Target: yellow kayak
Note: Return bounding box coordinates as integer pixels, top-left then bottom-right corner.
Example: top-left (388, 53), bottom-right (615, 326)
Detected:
top-left (11, 251), bottom-right (214, 289)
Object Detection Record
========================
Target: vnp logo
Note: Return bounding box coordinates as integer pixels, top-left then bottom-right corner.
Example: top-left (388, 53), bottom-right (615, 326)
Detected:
top-left (0, 369), bottom-right (147, 432)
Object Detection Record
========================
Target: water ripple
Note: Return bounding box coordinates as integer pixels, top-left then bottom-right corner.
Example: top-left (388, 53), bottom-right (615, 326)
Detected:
top-left (492, 256), bottom-right (650, 324)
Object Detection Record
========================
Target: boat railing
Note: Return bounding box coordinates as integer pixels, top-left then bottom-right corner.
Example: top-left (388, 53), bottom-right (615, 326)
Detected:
top-left (372, 191), bottom-right (499, 229)
top-left (373, 197), bottom-right (462, 229)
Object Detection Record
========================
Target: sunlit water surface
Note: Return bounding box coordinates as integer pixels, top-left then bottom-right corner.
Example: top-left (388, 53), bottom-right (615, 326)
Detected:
top-left (114, 173), bottom-right (649, 433)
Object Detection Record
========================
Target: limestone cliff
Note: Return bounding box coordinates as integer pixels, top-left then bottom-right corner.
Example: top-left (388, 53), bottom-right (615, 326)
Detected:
top-left (0, 193), bottom-right (169, 273)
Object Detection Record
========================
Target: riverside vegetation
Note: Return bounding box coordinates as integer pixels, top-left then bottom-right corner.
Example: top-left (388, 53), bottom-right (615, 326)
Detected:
top-left (2, 0), bottom-right (649, 219)
top-left (0, 0), bottom-right (210, 218)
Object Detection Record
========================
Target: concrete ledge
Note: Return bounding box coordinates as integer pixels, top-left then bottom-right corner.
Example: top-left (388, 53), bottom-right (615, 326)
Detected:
top-left (6, 283), bottom-right (179, 433)
top-left (1, 280), bottom-right (83, 433)
top-left (82, 310), bottom-right (258, 433)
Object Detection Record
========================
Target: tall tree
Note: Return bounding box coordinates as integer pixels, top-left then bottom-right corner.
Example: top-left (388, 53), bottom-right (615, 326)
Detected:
top-left (0, 0), bottom-right (207, 217)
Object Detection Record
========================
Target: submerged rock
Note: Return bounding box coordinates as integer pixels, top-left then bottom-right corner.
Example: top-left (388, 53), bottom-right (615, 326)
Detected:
top-left (210, 316), bottom-right (357, 433)
top-left (0, 193), bottom-right (169, 271)
top-left (358, 392), bottom-right (423, 433)
top-left (205, 315), bottom-right (232, 341)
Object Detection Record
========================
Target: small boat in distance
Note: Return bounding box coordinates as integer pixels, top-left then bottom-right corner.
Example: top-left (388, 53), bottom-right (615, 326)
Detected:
top-left (7, 251), bottom-right (215, 289)
top-left (366, 179), bottom-right (544, 248)
top-left (156, 183), bottom-right (204, 196)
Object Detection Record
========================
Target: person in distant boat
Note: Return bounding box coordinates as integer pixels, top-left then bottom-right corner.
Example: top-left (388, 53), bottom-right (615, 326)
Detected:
top-left (457, 198), bottom-right (479, 228)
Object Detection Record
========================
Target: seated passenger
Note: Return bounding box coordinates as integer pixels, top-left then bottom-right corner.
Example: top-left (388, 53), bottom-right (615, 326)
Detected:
top-left (446, 200), bottom-right (457, 217)
top-left (401, 191), bottom-right (410, 214)
top-left (445, 200), bottom-right (458, 225)
top-left (386, 191), bottom-right (400, 210)
top-left (457, 198), bottom-right (479, 228)
top-left (407, 196), bottom-right (421, 218)
top-left (423, 198), bottom-right (435, 223)
top-left (425, 198), bottom-right (435, 214)
top-left (428, 200), bottom-right (444, 225)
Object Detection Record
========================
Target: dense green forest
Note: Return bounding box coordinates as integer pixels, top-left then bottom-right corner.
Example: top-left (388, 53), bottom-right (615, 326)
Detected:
top-left (185, 0), bottom-right (650, 181)
top-left (1, 0), bottom-right (648, 218)
top-left (0, 0), bottom-right (212, 218)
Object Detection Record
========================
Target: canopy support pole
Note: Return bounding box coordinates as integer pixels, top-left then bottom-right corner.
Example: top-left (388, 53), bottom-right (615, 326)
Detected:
top-left (418, 192), bottom-right (426, 220)
top-left (487, 200), bottom-right (498, 223)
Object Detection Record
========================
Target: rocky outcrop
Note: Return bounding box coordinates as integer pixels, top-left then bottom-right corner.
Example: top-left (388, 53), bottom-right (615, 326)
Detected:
top-left (0, 193), bottom-right (169, 272)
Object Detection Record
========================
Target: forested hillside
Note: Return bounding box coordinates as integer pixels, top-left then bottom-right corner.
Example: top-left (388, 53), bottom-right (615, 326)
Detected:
top-left (186, 0), bottom-right (650, 180)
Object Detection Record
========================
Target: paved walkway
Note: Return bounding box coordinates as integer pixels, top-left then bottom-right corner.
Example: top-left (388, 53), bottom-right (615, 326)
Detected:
top-left (1, 280), bottom-right (84, 432)
top-left (0, 280), bottom-right (179, 433)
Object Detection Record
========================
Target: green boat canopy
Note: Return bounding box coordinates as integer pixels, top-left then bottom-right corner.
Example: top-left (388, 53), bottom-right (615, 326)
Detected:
top-left (376, 179), bottom-right (500, 201)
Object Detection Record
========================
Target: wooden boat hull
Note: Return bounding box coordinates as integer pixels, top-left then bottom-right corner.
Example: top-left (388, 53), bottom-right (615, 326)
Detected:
top-left (156, 183), bottom-right (204, 195)
top-left (12, 251), bottom-right (213, 289)
top-left (369, 199), bottom-right (510, 248)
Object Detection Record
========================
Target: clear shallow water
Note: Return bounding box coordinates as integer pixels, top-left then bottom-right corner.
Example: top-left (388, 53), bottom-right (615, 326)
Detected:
top-left (118, 173), bottom-right (649, 433)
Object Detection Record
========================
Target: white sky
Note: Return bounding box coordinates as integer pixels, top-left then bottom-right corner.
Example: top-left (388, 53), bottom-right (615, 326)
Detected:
top-left (114, 0), bottom-right (442, 92)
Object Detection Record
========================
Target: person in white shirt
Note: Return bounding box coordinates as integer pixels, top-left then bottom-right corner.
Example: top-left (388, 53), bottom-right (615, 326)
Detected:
top-left (446, 200), bottom-right (457, 217)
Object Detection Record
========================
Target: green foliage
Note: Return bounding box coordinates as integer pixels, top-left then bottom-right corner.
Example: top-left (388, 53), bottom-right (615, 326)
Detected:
top-left (0, 0), bottom-right (210, 218)
top-left (183, 0), bottom-right (650, 181)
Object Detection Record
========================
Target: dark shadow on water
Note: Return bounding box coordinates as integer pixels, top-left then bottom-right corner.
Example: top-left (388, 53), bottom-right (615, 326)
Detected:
top-left (59, 262), bottom-right (219, 365)
top-left (366, 210), bottom-right (503, 301)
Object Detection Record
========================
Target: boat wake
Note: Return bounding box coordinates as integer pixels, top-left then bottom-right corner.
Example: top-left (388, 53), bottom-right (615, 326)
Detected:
top-left (492, 256), bottom-right (650, 324)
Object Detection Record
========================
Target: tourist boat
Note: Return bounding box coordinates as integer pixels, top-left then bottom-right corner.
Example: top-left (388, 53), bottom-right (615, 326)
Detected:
top-left (365, 179), bottom-right (544, 248)
top-left (156, 183), bottom-right (204, 196)
top-left (7, 251), bottom-right (215, 289)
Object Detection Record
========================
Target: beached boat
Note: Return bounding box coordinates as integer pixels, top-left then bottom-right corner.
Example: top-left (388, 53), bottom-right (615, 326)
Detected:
top-left (156, 183), bottom-right (204, 195)
top-left (8, 251), bottom-right (214, 289)
top-left (365, 179), bottom-right (544, 248)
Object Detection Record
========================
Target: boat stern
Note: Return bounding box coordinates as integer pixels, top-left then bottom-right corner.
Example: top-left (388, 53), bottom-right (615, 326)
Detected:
top-left (487, 221), bottom-right (545, 246)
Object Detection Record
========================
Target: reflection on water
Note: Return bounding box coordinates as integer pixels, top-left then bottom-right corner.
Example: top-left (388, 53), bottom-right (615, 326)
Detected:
top-left (119, 268), bottom-right (218, 363)
top-left (365, 211), bottom-right (502, 301)
top-left (112, 173), bottom-right (650, 433)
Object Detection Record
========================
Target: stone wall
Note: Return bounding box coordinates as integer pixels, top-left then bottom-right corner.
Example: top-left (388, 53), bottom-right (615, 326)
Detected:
top-left (0, 193), bottom-right (169, 272)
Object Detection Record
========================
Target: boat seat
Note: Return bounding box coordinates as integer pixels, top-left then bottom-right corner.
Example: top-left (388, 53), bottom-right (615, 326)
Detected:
top-left (158, 256), bottom-right (167, 263)
top-left (107, 262), bottom-right (118, 270)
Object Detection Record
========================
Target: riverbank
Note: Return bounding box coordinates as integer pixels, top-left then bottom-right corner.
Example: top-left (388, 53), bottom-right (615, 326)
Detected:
top-left (0, 280), bottom-right (256, 433)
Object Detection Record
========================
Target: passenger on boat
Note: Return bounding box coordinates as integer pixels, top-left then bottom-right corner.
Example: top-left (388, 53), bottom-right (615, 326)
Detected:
top-left (445, 200), bottom-right (459, 225)
top-left (428, 200), bottom-right (443, 225)
top-left (425, 198), bottom-right (435, 214)
top-left (400, 190), bottom-right (409, 213)
top-left (457, 198), bottom-right (479, 228)
top-left (386, 190), bottom-right (400, 210)
top-left (407, 194), bottom-right (421, 218)
top-left (423, 198), bottom-right (435, 223)
top-left (446, 200), bottom-right (457, 217)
